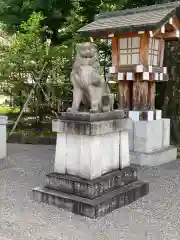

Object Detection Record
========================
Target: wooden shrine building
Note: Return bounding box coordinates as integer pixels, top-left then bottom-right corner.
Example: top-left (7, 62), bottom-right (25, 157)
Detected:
top-left (78, 2), bottom-right (180, 111)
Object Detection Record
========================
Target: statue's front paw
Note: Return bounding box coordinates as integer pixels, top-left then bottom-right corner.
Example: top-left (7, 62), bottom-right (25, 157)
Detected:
top-left (102, 106), bottom-right (110, 112)
top-left (90, 108), bottom-right (98, 113)
top-left (67, 107), bottom-right (79, 113)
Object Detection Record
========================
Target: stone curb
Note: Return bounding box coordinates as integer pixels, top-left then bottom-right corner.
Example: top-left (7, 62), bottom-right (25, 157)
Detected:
top-left (7, 133), bottom-right (56, 145)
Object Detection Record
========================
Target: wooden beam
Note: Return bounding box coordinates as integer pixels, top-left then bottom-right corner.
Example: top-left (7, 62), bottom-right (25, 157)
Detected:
top-left (161, 25), bottom-right (165, 34)
top-left (118, 65), bottom-right (167, 74)
top-left (169, 14), bottom-right (180, 30)
top-left (150, 24), bottom-right (166, 38)
top-left (149, 28), bottom-right (161, 37)
top-left (155, 30), bottom-right (180, 40)
top-left (138, 31), bottom-right (145, 35)
top-left (169, 17), bottom-right (173, 25)
top-left (140, 33), bottom-right (149, 65)
top-left (149, 15), bottom-right (180, 38)
top-left (116, 32), bottom-right (140, 39)
top-left (108, 33), bottom-right (114, 38)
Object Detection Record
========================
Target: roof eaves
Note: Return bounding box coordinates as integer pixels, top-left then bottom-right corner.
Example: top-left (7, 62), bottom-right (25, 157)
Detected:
top-left (78, 23), bottom-right (158, 37)
top-left (155, 8), bottom-right (177, 29)
top-left (78, 7), bottom-right (176, 36)
top-left (95, 1), bottom-right (180, 20)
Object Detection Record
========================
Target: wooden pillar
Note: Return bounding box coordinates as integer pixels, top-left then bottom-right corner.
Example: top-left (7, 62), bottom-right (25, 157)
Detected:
top-left (133, 32), bottom-right (149, 110)
top-left (140, 33), bottom-right (149, 65)
top-left (111, 36), bottom-right (119, 69)
top-left (118, 82), bottom-right (124, 110)
top-left (140, 81), bottom-right (149, 110)
top-left (112, 36), bottom-right (129, 109)
top-left (132, 73), bottom-right (141, 110)
top-left (117, 37), bottom-right (131, 110)
top-left (115, 36), bottom-right (123, 108)
top-left (118, 80), bottom-right (131, 110)
top-left (148, 81), bottom-right (156, 110)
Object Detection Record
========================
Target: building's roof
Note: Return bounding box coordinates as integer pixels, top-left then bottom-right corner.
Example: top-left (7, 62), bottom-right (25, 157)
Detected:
top-left (78, 1), bottom-right (180, 36)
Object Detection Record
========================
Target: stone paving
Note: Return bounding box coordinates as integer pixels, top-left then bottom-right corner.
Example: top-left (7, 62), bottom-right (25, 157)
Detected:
top-left (0, 144), bottom-right (180, 239)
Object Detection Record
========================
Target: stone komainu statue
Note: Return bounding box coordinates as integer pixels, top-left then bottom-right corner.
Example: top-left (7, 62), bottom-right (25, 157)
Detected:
top-left (68, 42), bottom-right (114, 113)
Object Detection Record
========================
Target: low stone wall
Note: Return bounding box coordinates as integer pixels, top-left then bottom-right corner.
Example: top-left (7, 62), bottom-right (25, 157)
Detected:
top-left (7, 133), bottom-right (56, 145)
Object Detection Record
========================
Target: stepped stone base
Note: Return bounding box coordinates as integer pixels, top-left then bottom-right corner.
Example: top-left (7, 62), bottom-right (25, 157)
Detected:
top-left (46, 167), bottom-right (137, 199)
top-left (33, 168), bottom-right (149, 218)
top-left (33, 181), bottom-right (148, 218)
top-left (130, 146), bottom-right (177, 166)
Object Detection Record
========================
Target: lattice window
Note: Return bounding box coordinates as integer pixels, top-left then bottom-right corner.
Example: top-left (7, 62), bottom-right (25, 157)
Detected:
top-left (119, 37), bottom-right (140, 65)
top-left (148, 38), bottom-right (160, 66)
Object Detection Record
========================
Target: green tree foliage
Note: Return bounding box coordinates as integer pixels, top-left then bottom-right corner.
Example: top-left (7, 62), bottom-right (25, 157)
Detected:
top-left (0, 12), bottom-right (72, 124)
top-left (0, 0), bottom-right (75, 43)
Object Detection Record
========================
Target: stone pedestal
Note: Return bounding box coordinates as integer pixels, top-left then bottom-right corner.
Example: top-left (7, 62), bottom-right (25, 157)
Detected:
top-left (52, 112), bottom-right (130, 180)
top-left (0, 116), bottom-right (7, 160)
top-left (33, 111), bottom-right (149, 218)
top-left (128, 110), bottom-right (177, 166)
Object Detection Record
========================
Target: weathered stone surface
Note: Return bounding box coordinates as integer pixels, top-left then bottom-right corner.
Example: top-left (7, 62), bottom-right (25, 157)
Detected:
top-left (54, 130), bottom-right (130, 179)
top-left (46, 167), bottom-right (137, 199)
top-left (59, 110), bottom-right (125, 122)
top-left (130, 146), bottom-right (177, 166)
top-left (119, 131), bottom-right (130, 168)
top-left (52, 118), bottom-right (131, 136)
top-left (53, 111), bottom-right (131, 179)
top-left (33, 180), bottom-right (149, 218)
top-left (162, 118), bottom-right (170, 148)
top-left (128, 117), bottom-right (177, 166)
top-left (128, 120), bottom-right (134, 151)
top-left (133, 119), bottom-right (163, 153)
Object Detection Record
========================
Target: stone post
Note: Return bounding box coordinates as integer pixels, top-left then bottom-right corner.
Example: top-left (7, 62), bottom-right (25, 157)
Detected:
top-left (33, 111), bottom-right (149, 218)
top-left (0, 116), bottom-right (7, 160)
top-left (128, 110), bottom-right (177, 166)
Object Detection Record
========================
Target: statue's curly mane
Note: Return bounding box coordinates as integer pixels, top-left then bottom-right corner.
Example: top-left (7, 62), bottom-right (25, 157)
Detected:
top-left (74, 42), bottom-right (100, 71)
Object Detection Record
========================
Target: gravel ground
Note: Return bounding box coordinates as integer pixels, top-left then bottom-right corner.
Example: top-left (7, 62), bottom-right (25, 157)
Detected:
top-left (0, 144), bottom-right (180, 240)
